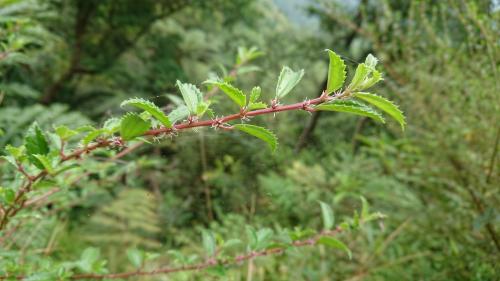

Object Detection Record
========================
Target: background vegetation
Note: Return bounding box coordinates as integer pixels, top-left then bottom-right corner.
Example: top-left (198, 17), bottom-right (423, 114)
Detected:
top-left (0, 0), bottom-right (498, 280)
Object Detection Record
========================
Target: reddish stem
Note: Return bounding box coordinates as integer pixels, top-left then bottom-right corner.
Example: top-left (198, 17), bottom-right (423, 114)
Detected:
top-left (0, 93), bottom-right (335, 230)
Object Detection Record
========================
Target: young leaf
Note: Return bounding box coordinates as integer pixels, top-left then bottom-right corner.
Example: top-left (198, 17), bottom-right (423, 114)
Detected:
top-left (325, 49), bottom-right (346, 94)
top-left (1, 155), bottom-right (17, 168)
top-left (255, 228), bottom-right (274, 250)
top-left (196, 102), bottom-right (210, 117)
top-left (275, 66), bottom-right (305, 100)
top-left (78, 247), bottom-right (100, 273)
top-left (317, 236), bottom-right (352, 259)
top-left (249, 86), bottom-right (261, 103)
top-left (168, 105), bottom-right (190, 124)
top-left (364, 53), bottom-right (378, 68)
top-left (234, 124), bottom-right (278, 152)
top-left (5, 144), bottom-right (25, 159)
top-left (82, 129), bottom-right (106, 145)
top-left (120, 113), bottom-right (150, 141)
top-left (54, 125), bottom-right (78, 141)
top-left (319, 201), bottom-right (335, 230)
top-left (102, 117), bottom-right (121, 133)
top-left (33, 154), bottom-right (55, 174)
top-left (0, 187), bottom-right (15, 204)
top-left (360, 196), bottom-right (370, 220)
top-left (236, 46), bottom-right (263, 65)
top-left (25, 122), bottom-right (50, 169)
top-left (246, 226), bottom-right (259, 250)
top-left (348, 63), bottom-right (369, 91)
top-left (348, 54), bottom-right (383, 90)
top-left (359, 69), bottom-right (382, 89)
top-left (315, 100), bottom-right (385, 123)
top-left (204, 81), bottom-right (246, 108)
top-left (121, 98), bottom-right (172, 128)
top-left (202, 230), bottom-right (216, 257)
top-left (205, 265), bottom-right (227, 277)
top-left (176, 80), bottom-right (202, 114)
top-left (248, 102), bottom-right (267, 110)
top-left (53, 163), bottom-right (79, 176)
top-left (353, 92), bottom-right (406, 130)
top-left (127, 248), bottom-right (144, 269)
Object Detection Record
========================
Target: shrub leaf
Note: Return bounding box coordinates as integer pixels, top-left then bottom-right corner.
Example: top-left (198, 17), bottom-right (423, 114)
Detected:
top-left (325, 49), bottom-right (346, 94)
top-left (275, 66), bottom-right (304, 100)
top-left (315, 100), bottom-right (385, 123)
top-left (234, 124), bottom-right (278, 152)
top-left (177, 80), bottom-right (203, 114)
top-left (121, 98), bottom-right (171, 128)
top-left (120, 113), bottom-right (150, 141)
top-left (354, 92), bottom-right (405, 130)
top-left (25, 122), bottom-right (50, 169)
top-left (204, 81), bottom-right (246, 108)
top-left (319, 201), bottom-right (335, 230)
top-left (317, 236), bottom-right (352, 259)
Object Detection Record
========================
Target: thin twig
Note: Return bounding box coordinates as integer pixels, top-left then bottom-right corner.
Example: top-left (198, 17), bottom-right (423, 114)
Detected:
top-left (70, 229), bottom-right (341, 280)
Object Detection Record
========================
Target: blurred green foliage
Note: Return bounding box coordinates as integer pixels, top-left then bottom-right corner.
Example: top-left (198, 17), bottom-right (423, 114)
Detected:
top-left (0, 0), bottom-right (498, 280)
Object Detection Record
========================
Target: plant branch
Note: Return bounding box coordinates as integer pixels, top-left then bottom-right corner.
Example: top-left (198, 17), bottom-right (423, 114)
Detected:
top-left (69, 228), bottom-right (342, 280)
top-left (0, 91), bottom-right (335, 230)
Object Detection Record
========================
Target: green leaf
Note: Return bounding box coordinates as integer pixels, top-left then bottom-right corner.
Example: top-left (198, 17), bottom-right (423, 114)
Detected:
top-left (325, 49), bottom-right (346, 94)
top-left (249, 86), bottom-right (261, 103)
top-left (319, 201), bottom-right (335, 230)
top-left (248, 102), bottom-right (267, 110)
top-left (236, 46), bottom-right (263, 65)
top-left (234, 124), bottom-right (278, 152)
top-left (168, 105), bottom-right (190, 124)
top-left (315, 100), bottom-right (385, 123)
top-left (1, 155), bottom-right (17, 168)
top-left (53, 163), bottom-right (79, 176)
top-left (202, 230), bottom-right (216, 257)
top-left (5, 144), bottom-right (25, 159)
top-left (223, 239), bottom-right (242, 249)
top-left (204, 81), bottom-right (246, 108)
top-left (0, 187), bottom-right (15, 204)
top-left (365, 53), bottom-right (378, 68)
top-left (126, 248), bottom-right (144, 269)
top-left (255, 228), bottom-right (273, 250)
top-left (25, 122), bottom-right (50, 169)
top-left (359, 69), bottom-right (382, 89)
top-left (54, 125), bottom-right (78, 141)
top-left (348, 63), bottom-right (369, 91)
top-left (102, 117), bottom-right (121, 133)
top-left (78, 247), bottom-right (100, 273)
top-left (348, 54), bottom-right (383, 91)
top-left (81, 129), bottom-right (106, 145)
top-left (196, 101), bottom-right (211, 117)
top-left (121, 98), bottom-right (172, 128)
top-left (177, 80), bottom-right (202, 114)
top-left (317, 236), bottom-right (352, 259)
top-left (75, 125), bottom-right (96, 133)
top-left (360, 196), bottom-right (369, 220)
top-left (33, 154), bottom-right (55, 175)
top-left (145, 252), bottom-right (161, 261)
top-left (205, 265), bottom-right (227, 277)
top-left (275, 66), bottom-right (305, 100)
top-left (120, 113), bottom-right (150, 141)
top-left (246, 226), bottom-right (258, 248)
top-left (353, 92), bottom-right (406, 130)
